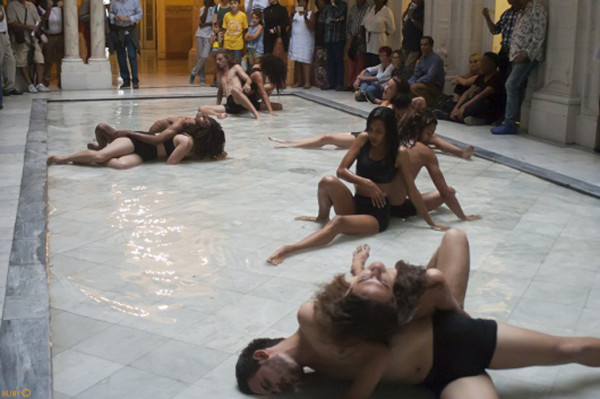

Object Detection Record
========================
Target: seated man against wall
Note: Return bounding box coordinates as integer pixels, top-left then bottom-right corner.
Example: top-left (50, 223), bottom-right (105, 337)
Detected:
top-left (408, 35), bottom-right (444, 107)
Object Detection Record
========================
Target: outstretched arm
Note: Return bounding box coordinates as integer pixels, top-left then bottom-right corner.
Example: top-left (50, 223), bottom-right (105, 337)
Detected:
top-left (125, 120), bottom-right (186, 146)
top-left (165, 135), bottom-right (194, 165)
top-left (423, 149), bottom-right (481, 221)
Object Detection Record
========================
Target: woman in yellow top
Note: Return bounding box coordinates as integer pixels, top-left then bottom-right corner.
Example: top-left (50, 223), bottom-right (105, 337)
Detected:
top-left (222, 0), bottom-right (248, 63)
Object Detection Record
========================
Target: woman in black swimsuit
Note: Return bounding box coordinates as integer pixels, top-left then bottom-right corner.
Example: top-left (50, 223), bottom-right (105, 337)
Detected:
top-left (246, 54), bottom-right (287, 115)
top-left (267, 107), bottom-right (416, 265)
top-left (47, 112), bottom-right (226, 169)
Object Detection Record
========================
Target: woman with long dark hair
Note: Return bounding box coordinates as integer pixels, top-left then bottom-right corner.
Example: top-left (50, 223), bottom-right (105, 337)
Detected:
top-left (48, 113), bottom-right (227, 169)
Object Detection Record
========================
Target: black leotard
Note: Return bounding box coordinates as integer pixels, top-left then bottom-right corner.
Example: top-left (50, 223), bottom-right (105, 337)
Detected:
top-left (355, 140), bottom-right (396, 184)
top-left (131, 131), bottom-right (176, 161)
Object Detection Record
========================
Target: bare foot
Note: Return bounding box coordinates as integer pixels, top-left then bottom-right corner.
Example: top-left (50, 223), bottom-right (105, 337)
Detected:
top-left (352, 244), bottom-right (370, 265)
top-left (47, 155), bottom-right (66, 165)
top-left (267, 246), bottom-right (291, 266)
top-left (295, 216), bottom-right (329, 224)
top-left (463, 214), bottom-right (482, 221)
top-left (268, 136), bottom-right (290, 144)
top-left (216, 113), bottom-right (227, 119)
top-left (254, 113), bottom-right (261, 120)
top-left (462, 145), bottom-right (475, 160)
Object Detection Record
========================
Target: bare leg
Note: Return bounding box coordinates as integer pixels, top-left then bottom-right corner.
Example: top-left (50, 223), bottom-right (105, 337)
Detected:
top-left (429, 134), bottom-right (474, 160)
top-left (104, 154), bottom-right (144, 170)
top-left (295, 176), bottom-right (355, 222)
top-left (490, 323), bottom-right (600, 369)
top-left (48, 137), bottom-right (135, 166)
top-left (441, 374), bottom-right (498, 399)
top-left (426, 229), bottom-right (470, 307)
top-left (198, 104), bottom-right (228, 119)
top-left (268, 133), bottom-right (357, 149)
top-left (293, 62), bottom-right (303, 88)
top-left (88, 123), bottom-right (119, 150)
top-left (303, 63), bottom-right (311, 89)
top-left (231, 87), bottom-right (260, 119)
top-left (267, 215), bottom-right (379, 265)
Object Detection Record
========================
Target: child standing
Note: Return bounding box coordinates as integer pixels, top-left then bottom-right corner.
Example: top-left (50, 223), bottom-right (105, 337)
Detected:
top-left (288, 0), bottom-right (315, 89)
top-left (244, 9), bottom-right (264, 66)
top-left (222, 0), bottom-right (248, 63)
top-left (190, 0), bottom-right (216, 85)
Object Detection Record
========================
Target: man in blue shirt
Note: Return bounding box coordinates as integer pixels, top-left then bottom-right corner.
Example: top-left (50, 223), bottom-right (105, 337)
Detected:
top-left (408, 36), bottom-right (444, 107)
top-left (110, 0), bottom-right (143, 89)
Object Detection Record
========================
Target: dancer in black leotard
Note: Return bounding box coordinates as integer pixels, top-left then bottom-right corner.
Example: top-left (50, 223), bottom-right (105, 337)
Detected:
top-left (48, 112), bottom-right (227, 169)
top-left (246, 54), bottom-right (287, 115)
top-left (267, 107), bottom-right (415, 265)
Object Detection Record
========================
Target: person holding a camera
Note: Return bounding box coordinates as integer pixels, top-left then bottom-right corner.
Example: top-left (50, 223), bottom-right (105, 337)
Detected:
top-left (7, 0), bottom-right (50, 93)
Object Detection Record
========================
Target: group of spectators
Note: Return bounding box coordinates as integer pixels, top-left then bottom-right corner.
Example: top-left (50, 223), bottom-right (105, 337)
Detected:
top-left (192, 0), bottom-right (547, 135)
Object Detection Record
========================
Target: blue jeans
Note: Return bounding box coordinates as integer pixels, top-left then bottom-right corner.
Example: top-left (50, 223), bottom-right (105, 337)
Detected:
top-left (111, 30), bottom-right (139, 84)
top-left (504, 60), bottom-right (537, 122)
top-left (326, 41), bottom-right (345, 88)
top-left (359, 72), bottom-right (383, 101)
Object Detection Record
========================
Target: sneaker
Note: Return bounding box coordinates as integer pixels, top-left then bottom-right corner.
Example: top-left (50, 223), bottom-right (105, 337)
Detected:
top-left (354, 90), bottom-right (366, 102)
top-left (490, 120), bottom-right (518, 135)
top-left (36, 83), bottom-right (50, 92)
top-left (27, 84), bottom-right (38, 93)
top-left (464, 116), bottom-right (487, 126)
top-left (133, 83), bottom-right (139, 89)
top-left (189, 74), bottom-right (195, 84)
top-left (121, 81), bottom-right (131, 88)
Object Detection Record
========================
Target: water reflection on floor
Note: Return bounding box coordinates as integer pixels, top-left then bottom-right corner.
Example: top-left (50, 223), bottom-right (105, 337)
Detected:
top-left (48, 97), bottom-right (600, 399)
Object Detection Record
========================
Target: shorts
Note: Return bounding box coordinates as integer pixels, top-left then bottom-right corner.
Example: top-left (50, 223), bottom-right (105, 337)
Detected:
top-left (354, 193), bottom-right (390, 232)
top-left (224, 94), bottom-right (261, 114)
top-left (390, 199), bottom-right (417, 218)
top-left (13, 40), bottom-right (44, 68)
top-left (420, 311), bottom-right (498, 397)
top-left (130, 131), bottom-right (158, 161)
top-left (247, 48), bottom-right (263, 59)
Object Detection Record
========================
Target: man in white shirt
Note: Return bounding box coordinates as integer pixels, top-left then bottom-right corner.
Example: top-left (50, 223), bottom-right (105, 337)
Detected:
top-left (0, 1), bottom-right (20, 96)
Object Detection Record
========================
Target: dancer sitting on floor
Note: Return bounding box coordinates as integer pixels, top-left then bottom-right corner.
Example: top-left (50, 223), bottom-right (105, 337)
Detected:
top-left (239, 230), bottom-right (600, 399)
top-left (47, 113), bottom-right (226, 169)
top-left (266, 107), bottom-right (480, 265)
top-left (246, 54), bottom-right (287, 115)
top-left (269, 94), bottom-right (474, 160)
top-left (197, 50), bottom-right (261, 119)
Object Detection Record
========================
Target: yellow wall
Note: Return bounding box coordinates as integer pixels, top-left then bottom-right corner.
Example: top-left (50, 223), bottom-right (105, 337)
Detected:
top-left (493, 0), bottom-right (510, 53)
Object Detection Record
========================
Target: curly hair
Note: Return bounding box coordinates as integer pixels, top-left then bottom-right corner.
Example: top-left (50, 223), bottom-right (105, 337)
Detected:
top-left (393, 261), bottom-right (427, 325)
top-left (314, 274), bottom-right (400, 345)
top-left (397, 108), bottom-right (437, 147)
top-left (184, 118), bottom-right (226, 159)
top-left (236, 337), bottom-right (284, 394)
top-left (259, 54), bottom-right (287, 92)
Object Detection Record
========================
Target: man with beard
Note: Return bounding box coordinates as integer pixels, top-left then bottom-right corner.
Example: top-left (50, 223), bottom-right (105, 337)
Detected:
top-left (197, 49), bottom-right (261, 119)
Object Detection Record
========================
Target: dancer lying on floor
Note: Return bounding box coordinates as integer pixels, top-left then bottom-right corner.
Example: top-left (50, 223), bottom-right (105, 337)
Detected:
top-left (240, 230), bottom-right (600, 399)
top-left (269, 94), bottom-right (474, 160)
top-left (47, 112), bottom-right (226, 169)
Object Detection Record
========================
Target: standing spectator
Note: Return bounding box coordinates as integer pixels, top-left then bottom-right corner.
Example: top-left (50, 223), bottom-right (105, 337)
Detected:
top-left (345, 0), bottom-right (369, 90)
top-left (263, 0), bottom-right (289, 60)
top-left (190, 0), bottom-right (215, 86)
top-left (245, 0), bottom-right (269, 14)
top-left (448, 52), bottom-right (505, 125)
top-left (7, 0), bottom-right (50, 93)
top-left (361, 0), bottom-right (395, 67)
top-left (288, 0), bottom-right (315, 89)
top-left (39, 0), bottom-right (63, 88)
top-left (191, 0), bottom-right (215, 85)
top-left (213, 0), bottom-right (231, 47)
top-left (312, 0), bottom-right (328, 89)
top-left (245, 9), bottom-right (264, 66)
top-left (323, 0), bottom-right (346, 91)
top-left (482, 0), bottom-right (522, 80)
top-left (109, 0), bottom-right (143, 89)
top-left (401, 0), bottom-right (423, 72)
top-left (408, 36), bottom-right (444, 106)
top-left (222, 0), bottom-right (247, 64)
top-left (491, 0), bottom-right (547, 135)
top-left (78, 0), bottom-right (90, 62)
top-left (353, 45), bottom-right (392, 102)
top-left (1, 1), bottom-right (20, 96)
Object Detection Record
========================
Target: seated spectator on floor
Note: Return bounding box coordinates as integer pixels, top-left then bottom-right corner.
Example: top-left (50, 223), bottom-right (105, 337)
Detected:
top-left (353, 46), bottom-right (393, 102)
top-left (390, 49), bottom-right (411, 81)
top-left (439, 52), bottom-right (504, 126)
top-left (408, 36), bottom-right (444, 107)
top-left (451, 53), bottom-right (480, 101)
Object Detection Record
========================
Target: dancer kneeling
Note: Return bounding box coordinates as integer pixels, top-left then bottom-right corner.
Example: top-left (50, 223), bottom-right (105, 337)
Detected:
top-left (239, 230), bottom-right (600, 398)
top-left (47, 113), bottom-right (226, 169)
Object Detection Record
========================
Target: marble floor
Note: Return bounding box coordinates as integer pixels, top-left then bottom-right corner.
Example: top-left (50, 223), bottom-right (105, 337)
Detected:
top-left (1, 84), bottom-right (600, 399)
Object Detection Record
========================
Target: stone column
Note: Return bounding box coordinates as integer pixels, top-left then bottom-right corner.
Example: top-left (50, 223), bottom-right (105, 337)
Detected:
top-left (87, 0), bottom-right (112, 88)
top-left (63, 0), bottom-right (81, 59)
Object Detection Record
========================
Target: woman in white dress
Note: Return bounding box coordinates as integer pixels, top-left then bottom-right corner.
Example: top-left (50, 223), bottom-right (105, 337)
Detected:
top-left (288, 0), bottom-right (316, 89)
top-left (361, 0), bottom-right (396, 67)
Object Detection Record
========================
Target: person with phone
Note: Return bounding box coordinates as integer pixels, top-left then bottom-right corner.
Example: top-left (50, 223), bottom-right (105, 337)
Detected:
top-left (288, 0), bottom-right (315, 89)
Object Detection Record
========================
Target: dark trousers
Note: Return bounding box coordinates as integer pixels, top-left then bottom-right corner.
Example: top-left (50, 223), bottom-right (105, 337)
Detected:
top-left (325, 41), bottom-right (345, 88)
top-left (111, 30), bottom-right (139, 84)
